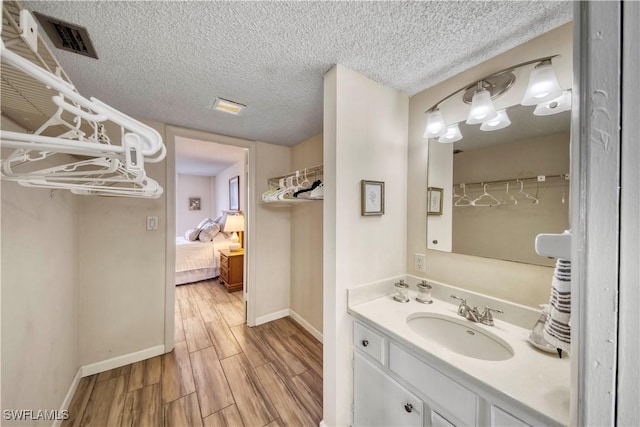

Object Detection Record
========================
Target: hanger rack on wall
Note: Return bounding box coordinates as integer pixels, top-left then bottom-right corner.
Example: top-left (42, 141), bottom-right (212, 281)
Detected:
top-left (454, 173), bottom-right (569, 188)
top-left (263, 165), bottom-right (324, 205)
top-left (0, 4), bottom-right (167, 198)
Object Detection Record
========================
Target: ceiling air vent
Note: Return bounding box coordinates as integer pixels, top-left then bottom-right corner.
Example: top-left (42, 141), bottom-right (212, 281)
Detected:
top-left (33, 12), bottom-right (98, 59)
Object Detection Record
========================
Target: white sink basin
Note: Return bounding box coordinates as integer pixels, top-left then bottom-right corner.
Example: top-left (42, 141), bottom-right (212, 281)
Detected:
top-left (407, 313), bottom-right (514, 361)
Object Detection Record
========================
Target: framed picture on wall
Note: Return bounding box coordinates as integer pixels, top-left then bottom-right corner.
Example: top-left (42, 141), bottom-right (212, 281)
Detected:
top-left (361, 180), bottom-right (385, 216)
top-left (427, 187), bottom-right (443, 215)
top-left (189, 197), bottom-right (201, 211)
top-left (229, 176), bottom-right (239, 211)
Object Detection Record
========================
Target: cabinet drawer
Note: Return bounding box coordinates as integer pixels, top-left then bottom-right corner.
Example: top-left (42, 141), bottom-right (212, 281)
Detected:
top-left (389, 342), bottom-right (477, 426)
top-left (220, 255), bottom-right (229, 269)
top-left (431, 411), bottom-right (455, 427)
top-left (491, 405), bottom-right (530, 427)
top-left (354, 321), bottom-right (386, 365)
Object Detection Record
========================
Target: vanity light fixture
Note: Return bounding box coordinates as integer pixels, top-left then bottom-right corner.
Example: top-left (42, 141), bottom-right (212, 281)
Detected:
top-left (438, 123), bottom-right (463, 143)
top-left (480, 109), bottom-right (511, 131)
top-left (521, 60), bottom-right (563, 105)
top-left (423, 55), bottom-right (566, 143)
top-left (534, 90), bottom-right (572, 116)
top-left (423, 108), bottom-right (447, 138)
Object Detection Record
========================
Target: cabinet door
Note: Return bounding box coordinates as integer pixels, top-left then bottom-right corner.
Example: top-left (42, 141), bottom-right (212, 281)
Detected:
top-left (490, 405), bottom-right (530, 427)
top-left (354, 351), bottom-right (423, 427)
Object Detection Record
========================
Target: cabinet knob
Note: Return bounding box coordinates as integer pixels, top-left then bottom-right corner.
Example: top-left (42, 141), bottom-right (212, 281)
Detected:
top-left (404, 403), bottom-right (413, 413)
top-left (432, 240), bottom-right (438, 244)
top-left (361, 339), bottom-right (369, 347)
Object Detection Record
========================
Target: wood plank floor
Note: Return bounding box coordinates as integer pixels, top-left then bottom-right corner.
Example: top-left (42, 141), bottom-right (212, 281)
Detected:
top-left (63, 280), bottom-right (323, 427)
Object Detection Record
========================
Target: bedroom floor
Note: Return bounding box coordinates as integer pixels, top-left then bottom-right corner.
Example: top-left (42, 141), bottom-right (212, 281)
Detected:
top-left (62, 280), bottom-right (323, 427)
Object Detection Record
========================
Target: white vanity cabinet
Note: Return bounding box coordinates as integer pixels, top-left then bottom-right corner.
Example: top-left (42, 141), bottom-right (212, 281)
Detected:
top-left (353, 320), bottom-right (548, 427)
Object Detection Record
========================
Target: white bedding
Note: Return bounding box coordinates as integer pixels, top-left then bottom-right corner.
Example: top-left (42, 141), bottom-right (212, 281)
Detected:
top-left (175, 234), bottom-right (232, 274)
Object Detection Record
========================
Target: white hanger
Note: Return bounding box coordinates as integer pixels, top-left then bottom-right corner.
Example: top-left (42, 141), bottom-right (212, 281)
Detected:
top-left (503, 182), bottom-right (518, 205)
top-left (454, 183), bottom-right (473, 207)
top-left (516, 179), bottom-right (540, 204)
top-left (471, 184), bottom-right (501, 207)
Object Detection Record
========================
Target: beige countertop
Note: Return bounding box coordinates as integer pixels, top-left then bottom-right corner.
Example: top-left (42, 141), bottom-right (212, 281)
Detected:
top-left (348, 285), bottom-right (571, 426)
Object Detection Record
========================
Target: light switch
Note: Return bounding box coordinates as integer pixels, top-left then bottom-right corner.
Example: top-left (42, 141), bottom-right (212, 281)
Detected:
top-left (147, 216), bottom-right (158, 231)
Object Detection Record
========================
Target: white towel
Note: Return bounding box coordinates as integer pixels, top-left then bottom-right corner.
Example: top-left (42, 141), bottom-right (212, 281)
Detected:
top-left (543, 259), bottom-right (571, 353)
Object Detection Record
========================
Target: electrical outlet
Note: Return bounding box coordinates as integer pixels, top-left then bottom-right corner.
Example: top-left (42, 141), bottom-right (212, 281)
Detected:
top-left (414, 253), bottom-right (426, 273)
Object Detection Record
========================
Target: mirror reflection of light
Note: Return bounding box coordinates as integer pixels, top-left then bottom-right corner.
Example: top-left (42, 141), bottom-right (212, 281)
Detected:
top-left (480, 110), bottom-right (511, 131)
top-left (438, 123), bottom-right (463, 143)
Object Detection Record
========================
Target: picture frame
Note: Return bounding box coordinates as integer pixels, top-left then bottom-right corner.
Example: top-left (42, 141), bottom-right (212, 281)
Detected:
top-left (189, 197), bottom-right (201, 211)
top-left (427, 187), bottom-right (443, 215)
top-left (361, 180), bottom-right (385, 216)
top-left (229, 176), bottom-right (240, 211)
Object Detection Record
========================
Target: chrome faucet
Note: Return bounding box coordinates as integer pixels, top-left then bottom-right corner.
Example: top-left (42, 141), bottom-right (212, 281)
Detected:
top-left (451, 295), bottom-right (503, 326)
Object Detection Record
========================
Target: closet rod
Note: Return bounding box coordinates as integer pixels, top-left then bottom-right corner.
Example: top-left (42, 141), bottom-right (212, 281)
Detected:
top-left (454, 173), bottom-right (569, 188)
top-left (268, 164), bottom-right (323, 183)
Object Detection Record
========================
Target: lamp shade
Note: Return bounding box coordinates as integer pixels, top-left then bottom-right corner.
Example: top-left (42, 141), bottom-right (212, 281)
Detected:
top-left (221, 213), bottom-right (244, 232)
top-left (534, 90), bottom-right (572, 116)
top-left (438, 123), bottom-right (463, 143)
top-left (480, 109), bottom-right (511, 131)
top-left (466, 89), bottom-right (498, 124)
top-left (423, 109), bottom-right (447, 138)
top-left (521, 61), bottom-right (562, 105)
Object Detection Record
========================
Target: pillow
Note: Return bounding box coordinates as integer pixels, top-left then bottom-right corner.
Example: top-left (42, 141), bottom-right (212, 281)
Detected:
top-left (184, 227), bottom-right (201, 241)
top-left (213, 215), bottom-right (223, 224)
top-left (197, 217), bottom-right (213, 229)
top-left (198, 222), bottom-right (220, 242)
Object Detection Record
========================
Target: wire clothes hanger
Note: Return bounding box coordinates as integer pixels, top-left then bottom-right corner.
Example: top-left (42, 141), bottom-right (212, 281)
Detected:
top-left (454, 183), bottom-right (473, 206)
top-left (503, 182), bottom-right (518, 205)
top-left (471, 184), bottom-right (501, 207)
top-left (516, 179), bottom-right (540, 204)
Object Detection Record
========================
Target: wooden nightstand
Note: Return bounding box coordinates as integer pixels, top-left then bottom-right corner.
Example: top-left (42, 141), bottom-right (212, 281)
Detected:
top-left (219, 249), bottom-right (244, 292)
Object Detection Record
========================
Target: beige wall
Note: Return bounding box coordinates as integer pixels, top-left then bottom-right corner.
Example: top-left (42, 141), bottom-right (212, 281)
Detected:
top-left (290, 133), bottom-right (323, 335)
top-left (254, 142), bottom-right (292, 321)
top-left (407, 23), bottom-right (573, 308)
top-left (1, 116), bottom-right (80, 425)
top-left (176, 174), bottom-right (214, 237)
top-left (323, 65), bottom-right (409, 426)
top-left (214, 160), bottom-right (245, 217)
top-left (77, 119), bottom-right (167, 365)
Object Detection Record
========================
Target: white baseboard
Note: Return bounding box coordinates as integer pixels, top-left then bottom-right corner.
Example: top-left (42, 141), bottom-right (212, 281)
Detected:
top-left (81, 345), bottom-right (165, 377)
top-left (54, 367), bottom-right (82, 427)
top-left (255, 308), bottom-right (290, 325)
top-left (289, 309), bottom-right (323, 343)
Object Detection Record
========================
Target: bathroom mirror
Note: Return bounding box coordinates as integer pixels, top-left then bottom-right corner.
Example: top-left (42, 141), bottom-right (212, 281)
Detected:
top-left (427, 104), bottom-right (571, 267)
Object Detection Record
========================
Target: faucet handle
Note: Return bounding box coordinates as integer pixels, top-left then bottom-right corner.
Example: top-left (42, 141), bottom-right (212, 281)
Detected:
top-left (450, 295), bottom-right (466, 304)
top-left (481, 306), bottom-right (503, 325)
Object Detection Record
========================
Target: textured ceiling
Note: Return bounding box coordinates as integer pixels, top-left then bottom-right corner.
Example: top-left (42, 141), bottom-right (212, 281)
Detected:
top-left (22, 1), bottom-right (572, 147)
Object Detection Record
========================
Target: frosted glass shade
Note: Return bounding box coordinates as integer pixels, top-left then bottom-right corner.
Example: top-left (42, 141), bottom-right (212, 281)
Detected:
top-left (522, 62), bottom-right (562, 105)
top-left (466, 89), bottom-right (498, 124)
top-left (480, 110), bottom-right (511, 131)
top-left (534, 90), bottom-right (572, 116)
top-left (423, 109), bottom-right (447, 138)
top-left (438, 123), bottom-right (462, 143)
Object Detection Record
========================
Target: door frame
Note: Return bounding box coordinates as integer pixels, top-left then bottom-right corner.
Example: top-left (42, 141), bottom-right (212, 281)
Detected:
top-left (164, 125), bottom-right (258, 351)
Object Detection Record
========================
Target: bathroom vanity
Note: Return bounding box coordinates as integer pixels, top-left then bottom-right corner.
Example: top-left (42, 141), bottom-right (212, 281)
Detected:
top-left (348, 277), bottom-right (570, 427)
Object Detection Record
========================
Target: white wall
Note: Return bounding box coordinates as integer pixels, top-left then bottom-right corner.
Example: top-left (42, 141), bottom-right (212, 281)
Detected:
top-left (323, 64), bottom-right (409, 426)
top-left (77, 120), bottom-right (167, 366)
top-left (407, 23), bottom-right (573, 308)
top-left (176, 174), bottom-right (214, 237)
top-left (290, 133), bottom-right (323, 335)
top-left (213, 160), bottom-right (245, 217)
top-left (1, 116), bottom-right (80, 425)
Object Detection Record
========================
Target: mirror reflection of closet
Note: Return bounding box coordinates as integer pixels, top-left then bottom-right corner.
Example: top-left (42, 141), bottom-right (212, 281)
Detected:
top-left (432, 106), bottom-right (570, 266)
top-left (426, 26), bottom-right (572, 267)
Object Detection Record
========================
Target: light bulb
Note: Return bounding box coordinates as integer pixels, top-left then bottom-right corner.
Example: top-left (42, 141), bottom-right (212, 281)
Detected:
top-left (522, 61), bottom-right (563, 105)
top-left (438, 123), bottom-right (463, 143)
top-left (480, 110), bottom-right (511, 131)
top-left (423, 109), bottom-right (447, 138)
top-left (466, 89), bottom-right (498, 124)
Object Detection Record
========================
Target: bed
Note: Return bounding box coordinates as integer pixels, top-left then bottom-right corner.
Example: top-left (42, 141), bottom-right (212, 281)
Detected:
top-left (175, 233), bottom-right (233, 285)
